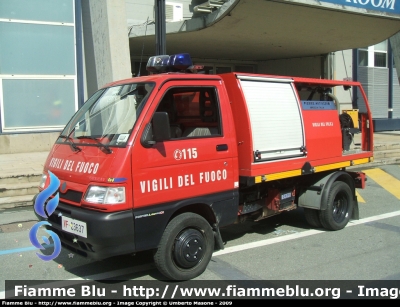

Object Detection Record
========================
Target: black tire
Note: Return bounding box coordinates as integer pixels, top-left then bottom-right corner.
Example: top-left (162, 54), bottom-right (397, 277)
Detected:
top-left (319, 181), bottom-right (354, 231)
top-left (304, 208), bottom-right (323, 228)
top-left (154, 212), bottom-right (214, 281)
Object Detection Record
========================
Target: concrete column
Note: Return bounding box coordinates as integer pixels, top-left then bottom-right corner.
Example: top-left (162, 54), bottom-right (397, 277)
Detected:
top-left (389, 31), bottom-right (400, 85)
top-left (81, 0), bottom-right (131, 96)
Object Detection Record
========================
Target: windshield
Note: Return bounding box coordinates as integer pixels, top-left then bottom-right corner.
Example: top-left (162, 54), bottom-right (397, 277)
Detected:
top-left (58, 82), bottom-right (155, 147)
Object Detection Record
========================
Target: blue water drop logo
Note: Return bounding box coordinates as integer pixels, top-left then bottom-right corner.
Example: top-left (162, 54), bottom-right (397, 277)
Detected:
top-left (29, 171), bottom-right (62, 261)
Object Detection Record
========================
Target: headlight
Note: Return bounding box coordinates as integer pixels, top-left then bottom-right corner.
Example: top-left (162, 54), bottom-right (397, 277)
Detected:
top-left (84, 186), bottom-right (126, 204)
top-left (39, 174), bottom-right (48, 189)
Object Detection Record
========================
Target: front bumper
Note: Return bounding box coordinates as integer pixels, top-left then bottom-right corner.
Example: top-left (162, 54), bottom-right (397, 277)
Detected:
top-left (33, 194), bottom-right (136, 260)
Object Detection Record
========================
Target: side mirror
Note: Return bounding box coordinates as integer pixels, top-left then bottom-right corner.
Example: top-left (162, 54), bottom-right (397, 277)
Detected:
top-left (140, 123), bottom-right (155, 148)
top-left (140, 112), bottom-right (171, 148)
top-left (153, 112), bottom-right (171, 142)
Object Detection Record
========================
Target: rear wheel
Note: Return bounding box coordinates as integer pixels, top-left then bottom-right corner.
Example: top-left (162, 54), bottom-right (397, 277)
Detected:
top-left (154, 212), bottom-right (214, 281)
top-left (319, 181), bottom-right (353, 231)
top-left (304, 208), bottom-right (323, 228)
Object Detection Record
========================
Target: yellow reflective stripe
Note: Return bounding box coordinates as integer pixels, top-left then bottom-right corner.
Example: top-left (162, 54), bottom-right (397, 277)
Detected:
top-left (253, 158), bottom-right (372, 184)
top-left (352, 157), bottom-right (372, 165)
top-left (255, 169), bottom-right (305, 183)
top-left (314, 161), bottom-right (350, 172)
top-left (267, 169), bottom-right (302, 181)
top-left (254, 176), bottom-right (263, 184)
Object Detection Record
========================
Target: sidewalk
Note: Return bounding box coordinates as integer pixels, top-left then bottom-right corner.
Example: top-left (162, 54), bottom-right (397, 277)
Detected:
top-left (0, 151), bottom-right (49, 179)
top-left (373, 131), bottom-right (400, 145)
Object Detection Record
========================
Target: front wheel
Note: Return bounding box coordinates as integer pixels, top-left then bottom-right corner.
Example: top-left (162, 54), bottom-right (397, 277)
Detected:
top-left (319, 181), bottom-right (354, 231)
top-left (154, 212), bottom-right (214, 281)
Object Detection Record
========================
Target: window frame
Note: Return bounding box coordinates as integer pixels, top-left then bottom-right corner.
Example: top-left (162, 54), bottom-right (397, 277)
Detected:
top-left (155, 85), bottom-right (222, 139)
top-left (358, 40), bottom-right (388, 68)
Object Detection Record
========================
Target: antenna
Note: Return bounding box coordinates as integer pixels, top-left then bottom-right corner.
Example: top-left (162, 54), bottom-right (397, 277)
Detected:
top-left (137, 17), bottom-right (149, 77)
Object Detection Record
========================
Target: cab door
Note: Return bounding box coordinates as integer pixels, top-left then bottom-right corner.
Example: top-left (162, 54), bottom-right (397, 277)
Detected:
top-left (131, 78), bottom-right (238, 245)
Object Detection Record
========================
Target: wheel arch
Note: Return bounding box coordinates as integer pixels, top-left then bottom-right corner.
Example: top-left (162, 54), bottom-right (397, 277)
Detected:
top-left (171, 202), bottom-right (217, 226)
top-left (133, 194), bottom-right (232, 252)
top-left (298, 170), bottom-right (358, 218)
top-left (170, 202), bottom-right (227, 251)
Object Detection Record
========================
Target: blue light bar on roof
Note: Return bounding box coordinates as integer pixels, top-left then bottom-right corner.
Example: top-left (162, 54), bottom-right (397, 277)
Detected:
top-left (146, 55), bottom-right (170, 72)
top-left (168, 53), bottom-right (193, 70)
top-left (146, 53), bottom-right (193, 73)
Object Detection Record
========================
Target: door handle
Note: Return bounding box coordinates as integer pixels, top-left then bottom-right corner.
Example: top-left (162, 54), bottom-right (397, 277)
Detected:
top-left (216, 144), bottom-right (228, 151)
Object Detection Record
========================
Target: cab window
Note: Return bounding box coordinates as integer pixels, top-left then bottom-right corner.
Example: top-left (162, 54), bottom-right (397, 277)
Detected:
top-left (155, 87), bottom-right (222, 138)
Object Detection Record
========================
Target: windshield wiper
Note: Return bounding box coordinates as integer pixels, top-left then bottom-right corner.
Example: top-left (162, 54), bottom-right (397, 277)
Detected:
top-left (76, 136), bottom-right (112, 154)
top-left (58, 134), bottom-right (82, 152)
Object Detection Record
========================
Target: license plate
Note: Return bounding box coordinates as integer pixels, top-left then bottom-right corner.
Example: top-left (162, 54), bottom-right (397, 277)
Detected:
top-left (61, 216), bottom-right (87, 238)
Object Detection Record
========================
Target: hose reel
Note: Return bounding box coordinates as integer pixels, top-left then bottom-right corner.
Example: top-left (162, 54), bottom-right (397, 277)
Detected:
top-left (340, 112), bottom-right (359, 151)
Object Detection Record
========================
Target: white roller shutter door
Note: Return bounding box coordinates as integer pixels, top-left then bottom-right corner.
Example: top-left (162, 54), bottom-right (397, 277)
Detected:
top-left (238, 76), bottom-right (305, 161)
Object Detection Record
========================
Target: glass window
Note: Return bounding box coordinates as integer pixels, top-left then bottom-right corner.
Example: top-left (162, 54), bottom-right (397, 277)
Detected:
top-left (358, 40), bottom-right (388, 68)
top-left (59, 83), bottom-right (155, 146)
top-left (2, 79), bottom-right (76, 129)
top-left (358, 50), bottom-right (368, 66)
top-left (0, 22), bottom-right (75, 75)
top-left (373, 40), bottom-right (387, 67)
top-left (0, 0), bottom-right (73, 23)
top-left (156, 87), bottom-right (221, 138)
top-left (374, 52), bottom-right (387, 67)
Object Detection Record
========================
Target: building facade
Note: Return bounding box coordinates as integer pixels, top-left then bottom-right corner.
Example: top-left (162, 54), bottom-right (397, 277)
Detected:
top-left (0, 0), bottom-right (79, 152)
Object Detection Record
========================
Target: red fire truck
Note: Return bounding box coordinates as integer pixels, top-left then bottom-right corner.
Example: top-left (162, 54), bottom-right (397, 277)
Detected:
top-left (35, 53), bottom-right (373, 280)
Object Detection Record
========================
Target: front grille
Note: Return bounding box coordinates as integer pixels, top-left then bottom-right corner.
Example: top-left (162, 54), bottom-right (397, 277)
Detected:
top-left (59, 190), bottom-right (83, 203)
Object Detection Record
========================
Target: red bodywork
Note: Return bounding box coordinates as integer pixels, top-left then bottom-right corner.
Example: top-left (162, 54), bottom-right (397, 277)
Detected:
top-left (219, 73), bottom-right (373, 177)
top-left (37, 71), bottom-right (373, 260)
top-left (42, 72), bottom-right (373, 212)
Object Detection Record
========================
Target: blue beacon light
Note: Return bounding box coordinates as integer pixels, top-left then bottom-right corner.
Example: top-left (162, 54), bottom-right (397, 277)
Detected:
top-left (146, 53), bottom-right (203, 73)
